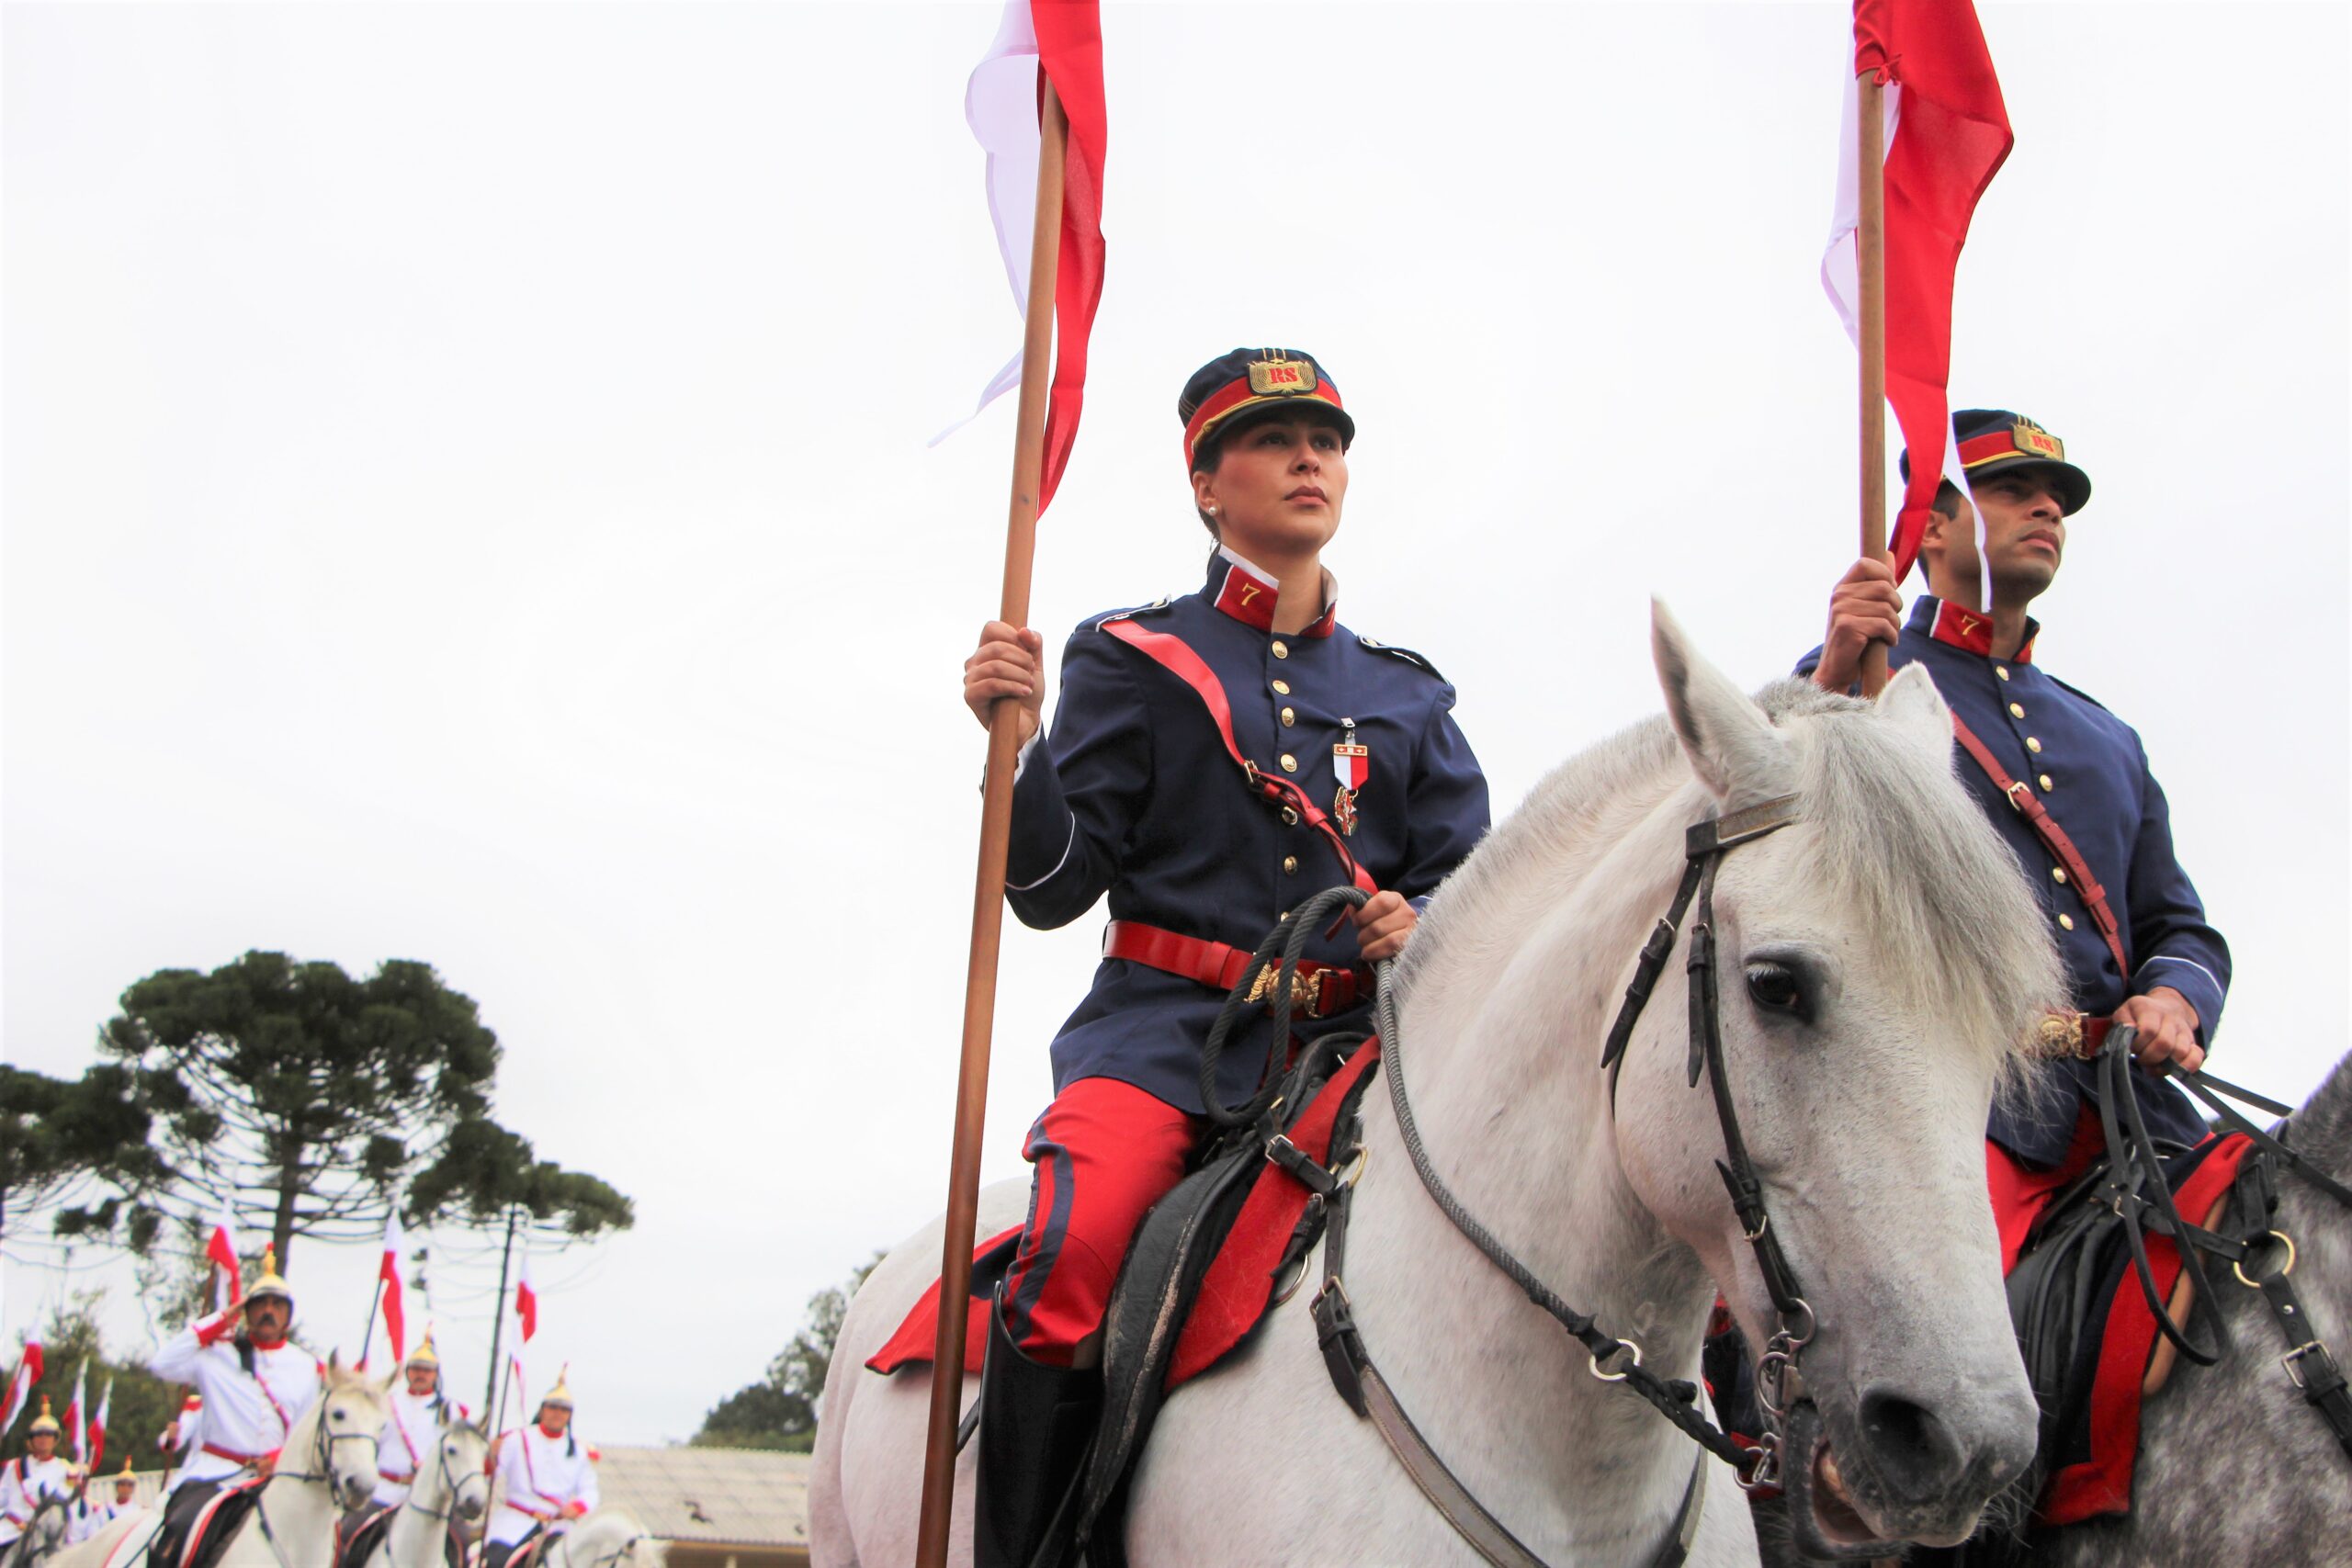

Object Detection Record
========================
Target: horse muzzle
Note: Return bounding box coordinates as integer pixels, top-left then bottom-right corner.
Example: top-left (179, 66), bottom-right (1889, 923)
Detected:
top-left (1782, 1389), bottom-right (2037, 1559)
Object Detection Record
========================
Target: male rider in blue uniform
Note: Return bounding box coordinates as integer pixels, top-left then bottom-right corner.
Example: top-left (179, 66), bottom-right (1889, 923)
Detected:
top-left (1804, 409), bottom-right (2231, 1264)
top-left (954, 347), bottom-right (1491, 1566)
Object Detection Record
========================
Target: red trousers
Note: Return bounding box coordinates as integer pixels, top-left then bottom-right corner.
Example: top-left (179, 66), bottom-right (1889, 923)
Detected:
top-left (998, 1077), bottom-right (1204, 1365)
top-left (1986, 1107), bottom-right (2107, 1272)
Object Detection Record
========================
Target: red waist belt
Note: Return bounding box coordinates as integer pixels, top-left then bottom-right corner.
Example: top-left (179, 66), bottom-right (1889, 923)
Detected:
top-left (1103, 920), bottom-right (1369, 1020)
top-left (201, 1443), bottom-right (264, 1465)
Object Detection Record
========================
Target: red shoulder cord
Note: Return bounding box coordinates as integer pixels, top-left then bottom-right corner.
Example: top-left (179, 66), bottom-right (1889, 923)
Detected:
top-left (1100, 616), bottom-right (1377, 896)
top-left (1950, 713), bottom-right (2130, 976)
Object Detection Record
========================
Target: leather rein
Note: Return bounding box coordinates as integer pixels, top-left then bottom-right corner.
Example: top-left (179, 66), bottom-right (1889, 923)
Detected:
top-left (2085, 1031), bottom-right (2352, 1458)
top-left (1239, 793), bottom-right (1808, 1568)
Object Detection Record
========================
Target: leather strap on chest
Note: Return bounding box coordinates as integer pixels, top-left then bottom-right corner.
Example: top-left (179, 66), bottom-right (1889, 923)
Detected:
top-left (1100, 615), bottom-right (1375, 895)
top-left (1949, 713), bottom-right (2130, 976)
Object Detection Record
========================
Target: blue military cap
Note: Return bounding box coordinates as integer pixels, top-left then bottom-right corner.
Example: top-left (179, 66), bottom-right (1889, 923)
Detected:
top-left (1901, 409), bottom-right (2092, 514)
top-left (1179, 347), bottom-right (1354, 471)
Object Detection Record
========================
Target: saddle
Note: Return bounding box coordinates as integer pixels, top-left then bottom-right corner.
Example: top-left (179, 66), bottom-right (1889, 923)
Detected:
top-left (866, 1036), bottom-right (1384, 1562)
top-left (175, 1476), bottom-right (268, 1568)
top-left (336, 1506), bottom-right (463, 1568)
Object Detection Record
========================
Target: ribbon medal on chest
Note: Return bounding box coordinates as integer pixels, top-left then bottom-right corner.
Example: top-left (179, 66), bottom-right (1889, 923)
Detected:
top-left (1332, 718), bottom-right (1368, 836)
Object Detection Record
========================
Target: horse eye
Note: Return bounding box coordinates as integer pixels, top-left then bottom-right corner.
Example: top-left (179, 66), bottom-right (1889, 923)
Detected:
top-left (1745, 963), bottom-right (1805, 1017)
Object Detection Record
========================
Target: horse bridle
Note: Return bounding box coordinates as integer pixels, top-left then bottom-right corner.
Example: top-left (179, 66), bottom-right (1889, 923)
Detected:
top-left (403, 1432), bottom-right (486, 1526)
top-left (1249, 794), bottom-right (1812, 1567)
top-left (1351, 793), bottom-right (1810, 1486)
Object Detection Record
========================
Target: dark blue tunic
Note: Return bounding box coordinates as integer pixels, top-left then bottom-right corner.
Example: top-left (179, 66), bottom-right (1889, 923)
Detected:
top-left (1800, 596), bottom-right (2232, 1165)
top-left (1007, 548), bottom-right (1491, 1114)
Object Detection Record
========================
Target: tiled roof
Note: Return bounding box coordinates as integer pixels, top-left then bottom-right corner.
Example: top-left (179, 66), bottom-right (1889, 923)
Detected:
top-left (588, 1445), bottom-right (810, 1548)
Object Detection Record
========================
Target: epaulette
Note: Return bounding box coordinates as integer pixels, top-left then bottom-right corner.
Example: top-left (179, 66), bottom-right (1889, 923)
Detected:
top-left (1356, 633), bottom-right (1446, 683)
top-left (1087, 595), bottom-right (1175, 632)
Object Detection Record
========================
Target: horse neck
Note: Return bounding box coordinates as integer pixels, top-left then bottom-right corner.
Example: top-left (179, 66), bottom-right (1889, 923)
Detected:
top-left (1334, 784), bottom-right (1719, 1553)
top-left (384, 1439), bottom-right (448, 1568)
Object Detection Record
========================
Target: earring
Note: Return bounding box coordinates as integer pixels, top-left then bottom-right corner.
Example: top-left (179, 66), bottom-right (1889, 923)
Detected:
top-left (1205, 503), bottom-right (1218, 515)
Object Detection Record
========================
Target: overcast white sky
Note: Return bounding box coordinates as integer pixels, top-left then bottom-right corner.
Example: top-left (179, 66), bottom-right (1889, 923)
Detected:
top-left (5, 2), bottom-right (2346, 1445)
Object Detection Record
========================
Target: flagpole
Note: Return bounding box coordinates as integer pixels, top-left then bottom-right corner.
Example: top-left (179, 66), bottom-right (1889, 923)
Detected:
top-left (913, 73), bottom-right (1069, 1568)
top-left (1856, 62), bottom-right (1891, 698)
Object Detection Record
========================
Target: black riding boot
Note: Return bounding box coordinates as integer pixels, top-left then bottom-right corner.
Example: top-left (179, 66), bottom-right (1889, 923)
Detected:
top-left (974, 1288), bottom-right (1102, 1568)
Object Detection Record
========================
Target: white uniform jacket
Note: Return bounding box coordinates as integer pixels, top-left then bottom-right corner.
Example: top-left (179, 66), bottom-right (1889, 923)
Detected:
top-left (147, 1309), bottom-right (322, 1489)
top-left (371, 1387), bottom-right (449, 1506)
top-left (486, 1424), bottom-right (597, 1546)
top-left (0, 1453), bottom-right (73, 1544)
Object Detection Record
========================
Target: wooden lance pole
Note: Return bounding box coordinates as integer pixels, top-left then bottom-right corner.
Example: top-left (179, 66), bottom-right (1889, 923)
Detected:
top-left (1856, 64), bottom-right (1891, 698)
top-left (914, 75), bottom-right (1070, 1568)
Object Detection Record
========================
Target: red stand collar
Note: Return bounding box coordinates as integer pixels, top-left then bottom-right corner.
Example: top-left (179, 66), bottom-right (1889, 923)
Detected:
top-left (1928, 599), bottom-right (2038, 664)
top-left (537, 1421), bottom-right (566, 1440)
top-left (1208, 550), bottom-right (1337, 638)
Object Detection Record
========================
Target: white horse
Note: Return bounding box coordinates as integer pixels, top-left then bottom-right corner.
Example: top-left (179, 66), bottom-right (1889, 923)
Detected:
top-left (364, 1416), bottom-right (490, 1568)
top-left (530, 1507), bottom-right (668, 1567)
top-left (0, 1495), bottom-right (74, 1568)
top-left (815, 605), bottom-right (2071, 1564)
top-left (53, 1358), bottom-right (388, 1568)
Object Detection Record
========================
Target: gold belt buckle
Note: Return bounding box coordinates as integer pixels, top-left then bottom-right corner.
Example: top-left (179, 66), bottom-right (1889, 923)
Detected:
top-left (1246, 964), bottom-right (1324, 1014)
top-left (2035, 1011), bottom-right (2086, 1055)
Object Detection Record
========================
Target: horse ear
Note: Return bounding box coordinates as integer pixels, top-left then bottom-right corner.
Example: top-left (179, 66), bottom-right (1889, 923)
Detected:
top-left (380, 1365), bottom-right (401, 1395)
top-left (1651, 598), bottom-right (1792, 807)
top-left (1874, 660), bottom-right (1955, 768)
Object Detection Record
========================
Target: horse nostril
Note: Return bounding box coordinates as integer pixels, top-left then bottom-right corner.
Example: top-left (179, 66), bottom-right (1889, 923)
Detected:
top-left (1856, 1385), bottom-right (1966, 1503)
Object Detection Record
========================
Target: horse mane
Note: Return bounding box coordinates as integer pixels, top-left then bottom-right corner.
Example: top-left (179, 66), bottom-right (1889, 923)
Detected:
top-left (1400, 676), bottom-right (2066, 1094)
top-left (2288, 1053), bottom-right (2352, 1184)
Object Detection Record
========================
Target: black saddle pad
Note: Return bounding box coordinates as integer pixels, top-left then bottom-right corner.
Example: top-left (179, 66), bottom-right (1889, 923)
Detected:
top-left (338, 1506), bottom-right (397, 1568)
top-left (184, 1483), bottom-right (266, 1568)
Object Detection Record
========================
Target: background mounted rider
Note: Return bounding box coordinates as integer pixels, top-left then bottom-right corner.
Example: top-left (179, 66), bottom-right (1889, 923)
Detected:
top-left (0, 1399), bottom-right (71, 1555)
top-left (947, 346), bottom-right (1491, 1566)
top-left (483, 1368), bottom-right (596, 1568)
top-left (371, 1331), bottom-right (452, 1509)
top-left (64, 1457), bottom-right (143, 1545)
top-left (145, 1247), bottom-right (322, 1563)
top-left (1803, 408), bottom-right (2231, 1257)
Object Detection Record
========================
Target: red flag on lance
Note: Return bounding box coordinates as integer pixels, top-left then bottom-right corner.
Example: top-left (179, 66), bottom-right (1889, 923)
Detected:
top-left (376, 1211), bottom-right (407, 1364)
top-left (513, 1248), bottom-right (538, 1347)
top-left (1822, 0), bottom-right (2013, 583)
top-left (932, 0), bottom-right (1107, 518)
top-left (0, 1341), bottom-right (42, 1436)
top-left (204, 1200), bottom-right (243, 1311)
top-left (917, 4), bottom-right (1109, 1562)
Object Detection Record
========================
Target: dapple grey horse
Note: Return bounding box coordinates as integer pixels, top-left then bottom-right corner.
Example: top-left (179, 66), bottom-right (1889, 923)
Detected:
top-left (815, 605), bottom-right (2071, 1564)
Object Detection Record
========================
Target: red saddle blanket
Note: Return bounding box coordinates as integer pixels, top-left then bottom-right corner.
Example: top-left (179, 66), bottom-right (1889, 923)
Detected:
top-left (869, 1043), bottom-right (1382, 1388)
top-left (1993, 1114), bottom-right (2256, 1527)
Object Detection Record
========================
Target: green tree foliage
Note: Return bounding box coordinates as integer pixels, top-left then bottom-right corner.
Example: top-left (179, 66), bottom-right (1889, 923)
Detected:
top-left (3, 1294), bottom-right (180, 1472)
top-left (403, 1117), bottom-right (633, 1239)
top-left (85, 952), bottom-right (503, 1266)
top-left (0, 1065), bottom-right (168, 1244)
top-left (692, 1256), bottom-right (882, 1453)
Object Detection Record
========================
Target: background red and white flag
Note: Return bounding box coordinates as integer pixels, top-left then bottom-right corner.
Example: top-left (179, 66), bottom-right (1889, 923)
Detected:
top-left (514, 1248), bottom-right (537, 1346)
top-left (205, 1200), bottom-right (243, 1311)
top-left (1822, 0), bottom-right (2013, 578)
top-left (933, 0), bottom-right (1107, 518)
top-left (88, 1377), bottom-right (112, 1476)
top-left (62, 1359), bottom-right (86, 1459)
top-left (0, 1341), bottom-right (42, 1436)
top-left (377, 1211), bottom-right (407, 1363)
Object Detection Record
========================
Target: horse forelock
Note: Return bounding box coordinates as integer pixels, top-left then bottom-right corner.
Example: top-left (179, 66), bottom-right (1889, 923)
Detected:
top-left (1773, 679), bottom-right (2068, 1091)
top-left (1400, 678), bottom-right (2066, 1097)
